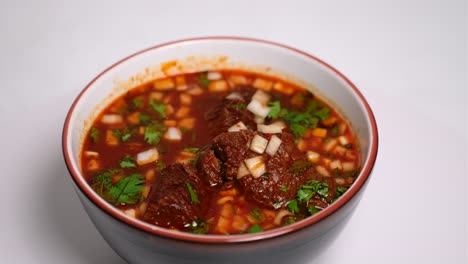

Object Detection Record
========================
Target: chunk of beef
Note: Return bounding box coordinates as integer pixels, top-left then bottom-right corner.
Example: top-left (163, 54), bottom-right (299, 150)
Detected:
top-left (143, 164), bottom-right (209, 229)
top-left (211, 130), bottom-right (254, 181)
top-left (205, 87), bottom-right (256, 137)
top-left (196, 149), bottom-right (223, 187)
top-left (238, 132), bottom-right (309, 208)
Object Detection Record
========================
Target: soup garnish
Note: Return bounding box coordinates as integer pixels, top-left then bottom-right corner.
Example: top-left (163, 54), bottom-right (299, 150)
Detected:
top-left (81, 70), bottom-right (360, 235)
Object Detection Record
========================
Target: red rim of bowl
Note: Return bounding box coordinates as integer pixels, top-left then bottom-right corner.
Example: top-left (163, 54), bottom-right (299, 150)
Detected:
top-left (62, 36), bottom-right (378, 244)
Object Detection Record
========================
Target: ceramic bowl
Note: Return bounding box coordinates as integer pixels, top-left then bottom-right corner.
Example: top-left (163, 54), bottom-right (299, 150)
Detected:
top-left (62, 37), bottom-right (378, 264)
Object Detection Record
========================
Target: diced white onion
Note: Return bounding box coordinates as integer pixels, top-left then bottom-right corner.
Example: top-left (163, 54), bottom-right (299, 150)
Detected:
top-left (136, 148), bottom-right (159, 166)
top-left (226, 92), bottom-right (243, 101)
top-left (228, 121), bottom-right (248, 132)
top-left (164, 127), bottom-right (182, 141)
top-left (306, 151), bottom-right (320, 162)
top-left (207, 71), bottom-right (222, 80)
top-left (237, 162), bottom-right (250, 179)
top-left (274, 209), bottom-right (293, 225)
top-left (329, 160), bottom-right (343, 170)
top-left (323, 138), bottom-right (338, 152)
top-left (254, 115), bottom-right (265, 124)
top-left (101, 114), bottom-right (123, 124)
top-left (342, 162), bottom-right (355, 172)
top-left (338, 136), bottom-right (349, 146)
top-left (265, 135), bottom-right (282, 156)
top-left (250, 135), bottom-right (269, 154)
top-left (244, 156), bottom-right (266, 178)
top-left (316, 165), bottom-right (330, 177)
top-left (247, 100), bottom-right (270, 118)
top-left (257, 121), bottom-right (286, 134)
top-left (84, 151), bottom-right (99, 157)
top-left (251, 89), bottom-right (271, 105)
top-left (123, 209), bottom-right (136, 218)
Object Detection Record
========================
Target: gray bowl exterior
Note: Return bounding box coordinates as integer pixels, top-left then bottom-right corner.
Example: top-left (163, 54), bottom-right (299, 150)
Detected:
top-left (73, 178), bottom-right (368, 264)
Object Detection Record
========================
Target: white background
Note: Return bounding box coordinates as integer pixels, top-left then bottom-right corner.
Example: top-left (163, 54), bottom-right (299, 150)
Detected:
top-left (0, 0), bottom-right (466, 263)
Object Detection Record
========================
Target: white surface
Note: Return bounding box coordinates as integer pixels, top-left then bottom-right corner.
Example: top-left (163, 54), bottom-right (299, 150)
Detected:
top-left (0, 0), bottom-right (466, 263)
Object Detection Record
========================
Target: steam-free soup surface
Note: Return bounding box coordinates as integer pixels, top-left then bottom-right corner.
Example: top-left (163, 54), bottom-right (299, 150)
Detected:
top-left (81, 70), bottom-right (360, 235)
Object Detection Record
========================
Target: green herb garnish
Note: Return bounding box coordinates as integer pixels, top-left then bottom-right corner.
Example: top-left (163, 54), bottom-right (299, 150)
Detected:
top-left (108, 174), bottom-right (144, 205)
top-left (185, 220), bottom-right (209, 234)
top-left (186, 183), bottom-right (199, 203)
top-left (183, 147), bottom-right (200, 154)
top-left (120, 155), bottom-right (137, 168)
top-left (92, 170), bottom-right (114, 196)
top-left (113, 128), bottom-right (133, 143)
top-left (286, 200), bottom-right (299, 214)
top-left (251, 208), bottom-right (264, 221)
top-left (283, 216), bottom-right (296, 226)
top-left (280, 185), bottom-right (288, 192)
top-left (90, 127), bottom-right (99, 143)
top-left (308, 206), bottom-right (320, 215)
top-left (333, 186), bottom-right (348, 201)
top-left (267, 101), bottom-right (282, 119)
top-left (248, 224), bottom-right (263, 233)
top-left (232, 103), bottom-right (247, 110)
top-left (149, 98), bottom-right (166, 118)
top-left (144, 126), bottom-right (162, 144)
top-left (139, 114), bottom-right (151, 125)
top-left (313, 107), bottom-right (330, 120)
top-left (288, 160), bottom-right (312, 176)
top-left (198, 72), bottom-right (210, 88)
top-left (132, 98), bottom-right (143, 108)
top-left (155, 160), bottom-right (166, 169)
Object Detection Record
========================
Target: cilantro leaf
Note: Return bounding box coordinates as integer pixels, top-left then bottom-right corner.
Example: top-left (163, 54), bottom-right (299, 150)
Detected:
top-left (183, 147), bottom-right (200, 154)
top-left (185, 220), bottom-right (209, 234)
top-left (286, 199), bottom-right (299, 214)
top-left (109, 174), bottom-right (144, 205)
top-left (232, 103), bottom-right (246, 110)
top-left (308, 206), bottom-right (320, 215)
top-left (313, 107), bottom-right (330, 120)
top-left (92, 170), bottom-right (113, 196)
top-left (155, 160), bottom-right (166, 169)
top-left (280, 185), bottom-right (288, 192)
top-left (251, 208), bottom-right (265, 221)
top-left (149, 98), bottom-right (166, 118)
top-left (283, 216), bottom-right (296, 226)
top-left (90, 127), bottom-right (99, 143)
top-left (186, 183), bottom-right (199, 203)
top-left (248, 224), bottom-right (263, 233)
top-left (120, 155), bottom-right (136, 168)
top-left (333, 186), bottom-right (348, 201)
top-left (139, 114), bottom-right (151, 125)
top-left (267, 101), bottom-right (282, 119)
top-left (198, 72), bottom-right (210, 88)
top-left (144, 126), bottom-right (162, 144)
top-left (113, 127), bottom-right (133, 142)
top-left (132, 98), bottom-right (143, 108)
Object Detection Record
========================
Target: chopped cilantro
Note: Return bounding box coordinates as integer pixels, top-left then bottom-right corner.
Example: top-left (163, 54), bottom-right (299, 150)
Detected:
top-left (90, 127), bottom-right (99, 143)
top-left (155, 160), bottom-right (166, 169)
top-left (273, 202), bottom-right (282, 210)
top-left (248, 224), bottom-right (263, 233)
top-left (144, 126), bottom-right (162, 144)
top-left (92, 170), bottom-right (113, 196)
top-left (296, 180), bottom-right (329, 204)
top-left (185, 220), bottom-right (208, 234)
top-left (251, 208), bottom-right (264, 221)
top-left (139, 114), bottom-right (151, 125)
top-left (267, 101), bottom-right (282, 119)
top-left (334, 186), bottom-right (348, 201)
top-left (108, 174), bottom-right (144, 205)
top-left (198, 72), bottom-right (210, 88)
top-left (313, 107), bottom-right (330, 120)
top-left (186, 183), bottom-right (199, 203)
top-left (262, 173), bottom-right (270, 179)
top-left (149, 98), bottom-right (166, 118)
top-left (120, 155), bottom-right (136, 168)
top-left (288, 160), bottom-right (312, 176)
top-left (113, 128), bottom-right (133, 143)
top-left (280, 185), bottom-right (288, 192)
top-left (308, 206), bottom-right (320, 215)
top-left (132, 98), bottom-right (143, 108)
top-left (286, 199), bottom-right (299, 214)
top-left (283, 216), bottom-right (296, 226)
top-left (183, 147), bottom-right (200, 154)
top-left (330, 125), bottom-right (339, 136)
top-left (232, 103), bottom-right (246, 110)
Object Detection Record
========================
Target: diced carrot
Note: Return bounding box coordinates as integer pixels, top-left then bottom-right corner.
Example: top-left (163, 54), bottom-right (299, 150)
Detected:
top-left (175, 106), bottom-right (190, 118)
top-left (105, 129), bottom-right (119, 146)
top-left (87, 159), bottom-right (100, 171)
top-left (150, 92), bottom-right (163, 101)
top-left (179, 93), bottom-right (192, 105)
top-left (322, 116), bottom-right (337, 126)
top-left (312, 128), bottom-right (327, 138)
top-left (153, 78), bottom-right (175, 90)
top-left (165, 104), bottom-right (174, 115)
top-left (187, 86), bottom-right (203, 96)
top-left (272, 82), bottom-right (294, 95)
top-left (126, 112), bottom-right (140, 124)
top-left (163, 120), bottom-right (177, 127)
top-left (160, 60), bottom-right (177, 74)
top-left (228, 74), bottom-right (248, 85)
top-left (209, 80), bottom-right (228, 92)
top-left (179, 118), bottom-right (195, 129)
top-left (252, 78), bottom-right (273, 91)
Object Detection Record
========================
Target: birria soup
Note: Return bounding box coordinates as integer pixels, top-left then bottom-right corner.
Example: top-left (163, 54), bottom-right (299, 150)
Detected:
top-left (81, 70), bottom-right (360, 235)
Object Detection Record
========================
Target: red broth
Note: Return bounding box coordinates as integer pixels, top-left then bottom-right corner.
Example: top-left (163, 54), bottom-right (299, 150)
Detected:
top-left (81, 70), bottom-right (360, 235)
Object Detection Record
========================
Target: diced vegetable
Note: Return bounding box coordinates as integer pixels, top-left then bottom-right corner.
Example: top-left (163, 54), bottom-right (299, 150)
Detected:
top-left (323, 138), bottom-right (338, 152)
top-left (342, 162), bottom-right (355, 172)
top-left (207, 71), bottom-right (222, 80)
top-left (338, 136), bottom-right (349, 145)
top-left (105, 129), bottom-right (120, 146)
top-left (252, 78), bottom-right (273, 91)
top-left (226, 92), bottom-right (243, 101)
top-left (237, 162), bottom-right (250, 179)
top-left (228, 121), bottom-right (248, 132)
top-left (136, 148), bottom-right (159, 165)
top-left (123, 208), bottom-right (136, 218)
top-left (244, 156), bottom-right (266, 178)
top-left (329, 160), bottom-right (342, 170)
top-left (164, 127), bottom-right (182, 141)
top-left (175, 106), bottom-right (190, 118)
top-left (179, 118), bottom-right (195, 129)
top-left (179, 93), bottom-right (192, 105)
top-left (85, 151), bottom-right (99, 157)
top-left (247, 100), bottom-right (270, 118)
top-left (311, 128), bottom-right (327, 138)
top-left (228, 74), bottom-right (248, 85)
top-left (163, 120), bottom-right (177, 127)
top-left (257, 121), bottom-right (286, 134)
top-left (306, 151), bottom-right (320, 163)
top-left (154, 78), bottom-right (175, 90)
top-left (209, 80), bottom-right (228, 92)
top-left (175, 75), bottom-right (187, 90)
top-left (315, 165), bottom-right (330, 177)
top-left (250, 135), bottom-right (269, 154)
top-left (251, 89), bottom-right (271, 105)
top-left (101, 114), bottom-right (123, 124)
top-left (87, 159), bottom-right (100, 171)
top-left (265, 135), bottom-right (282, 156)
